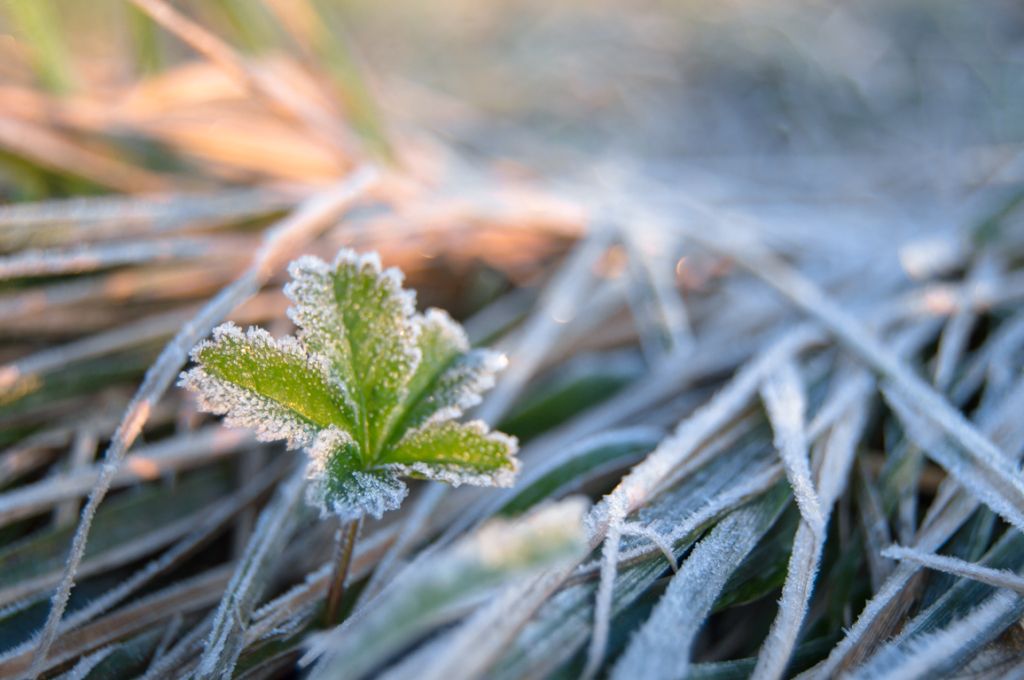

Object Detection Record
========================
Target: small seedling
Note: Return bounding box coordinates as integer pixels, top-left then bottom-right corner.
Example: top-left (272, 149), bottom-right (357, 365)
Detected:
top-left (180, 249), bottom-right (520, 624)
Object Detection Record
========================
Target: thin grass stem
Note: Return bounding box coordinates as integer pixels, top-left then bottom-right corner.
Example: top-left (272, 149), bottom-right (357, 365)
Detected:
top-left (323, 518), bottom-right (362, 627)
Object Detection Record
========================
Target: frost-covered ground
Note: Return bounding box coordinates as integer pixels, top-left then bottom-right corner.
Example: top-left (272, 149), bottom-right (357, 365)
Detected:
top-left (2, 1), bottom-right (1024, 679)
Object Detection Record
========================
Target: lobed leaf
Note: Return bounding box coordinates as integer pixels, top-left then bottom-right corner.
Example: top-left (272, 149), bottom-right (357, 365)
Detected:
top-left (404, 308), bottom-right (471, 412)
top-left (306, 427), bottom-right (408, 522)
top-left (180, 323), bottom-right (354, 448)
top-left (285, 250), bottom-right (421, 458)
top-left (388, 309), bottom-right (506, 439)
top-left (383, 420), bottom-right (519, 488)
top-left (184, 248), bottom-right (519, 527)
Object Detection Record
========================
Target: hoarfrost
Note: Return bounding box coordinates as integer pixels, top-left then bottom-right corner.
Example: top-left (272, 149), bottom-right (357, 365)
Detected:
top-left (882, 544), bottom-right (1024, 594)
top-left (179, 323), bottom-right (334, 449)
top-left (393, 306), bottom-right (508, 434)
top-left (620, 522), bottom-right (679, 572)
top-left (305, 427), bottom-right (408, 522)
top-left (760, 361), bottom-right (824, 537)
top-left (184, 247), bottom-right (519, 529)
top-left (582, 493), bottom-right (626, 680)
top-left (882, 384), bottom-right (1024, 534)
top-left (751, 378), bottom-right (871, 680)
top-left (180, 365), bottom-right (319, 448)
top-left (388, 421), bottom-right (519, 488)
top-left (415, 307), bottom-right (470, 354)
top-left (844, 591), bottom-right (1019, 680)
top-left (53, 645), bottom-right (116, 680)
top-left (198, 464), bottom-right (307, 680)
top-left (417, 349), bottom-right (507, 426)
top-left (609, 489), bottom-right (788, 680)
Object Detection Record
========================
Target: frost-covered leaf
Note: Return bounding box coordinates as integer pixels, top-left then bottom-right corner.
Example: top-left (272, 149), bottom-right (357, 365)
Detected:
top-left (285, 250), bottom-right (421, 458)
top-left (183, 248), bottom-right (520, 526)
top-left (404, 309), bottom-right (471, 410)
top-left (488, 427), bottom-right (780, 680)
top-left (609, 483), bottom-right (790, 680)
top-left (383, 420), bottom-right (519, 487)
top-left (387, 309), bottom-right (507, 440)
top-left (846, 591), bottom-right (1022, 680)
top-left (869, 526), bottom-right (1024, 674)
top-left (180, 323), bottom-right (354, 448)
top-left (306, 428), bottom-right (408, 522)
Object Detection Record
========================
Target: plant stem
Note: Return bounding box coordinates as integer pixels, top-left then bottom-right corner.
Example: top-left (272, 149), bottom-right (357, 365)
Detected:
top-left (323, 518), bottom-right (361, 627)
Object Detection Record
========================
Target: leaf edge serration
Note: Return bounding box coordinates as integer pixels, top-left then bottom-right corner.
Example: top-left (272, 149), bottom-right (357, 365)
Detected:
top-left (305, 426), bottom-right (409, 522)
top-left (182, 248), bottom-right (522, 524)
top-left (178, 322), bottom-right (332, 449)
top-left (388, 420), bottom-right (521, 488)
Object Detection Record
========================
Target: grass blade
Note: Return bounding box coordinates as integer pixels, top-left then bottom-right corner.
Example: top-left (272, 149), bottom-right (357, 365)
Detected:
top-left (28, 170), bottom-right (375, 676)
top-left (609, 484), bottom-right (790, 680)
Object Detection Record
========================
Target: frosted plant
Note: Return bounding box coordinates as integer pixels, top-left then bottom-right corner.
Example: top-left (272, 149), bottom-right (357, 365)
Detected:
top-left (180, 249), bottom-right (519, 623)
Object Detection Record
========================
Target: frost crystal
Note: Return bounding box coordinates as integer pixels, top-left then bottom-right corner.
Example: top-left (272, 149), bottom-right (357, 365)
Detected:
top-left (180, 248), bottom-right (520, 521)
top-left (306, 427), bottom-right (408, 522)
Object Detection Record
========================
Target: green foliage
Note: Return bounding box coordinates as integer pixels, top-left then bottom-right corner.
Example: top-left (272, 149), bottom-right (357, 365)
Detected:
top-left (180, 249), bottom-right (519, 521)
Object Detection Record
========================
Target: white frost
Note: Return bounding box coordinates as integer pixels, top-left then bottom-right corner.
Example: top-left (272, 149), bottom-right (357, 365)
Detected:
top-left (390, 420), bottom-right (520, 488)
top-left (416, 307), bottom-right (470, 354)
top-left (179, 365), bottom-right (319, 449)
top-left (305, 427), bottom-right (408, 522)
top-left (178, 322), bottom-right (332, 448)
top-left (408, 337), bottom-right (508, 429)
top-left (844, 591), bottom-right (1019, 680)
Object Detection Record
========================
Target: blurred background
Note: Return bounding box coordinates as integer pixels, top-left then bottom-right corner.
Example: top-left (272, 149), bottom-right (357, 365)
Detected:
top-left (2, 0), bottom-right (1023, 194)
top-left (3, 1), bottom-right (1024, 678)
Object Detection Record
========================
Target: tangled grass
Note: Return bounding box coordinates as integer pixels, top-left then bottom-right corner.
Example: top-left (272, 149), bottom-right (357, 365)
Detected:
top-left (2, 0), bottom-right (1024, 678)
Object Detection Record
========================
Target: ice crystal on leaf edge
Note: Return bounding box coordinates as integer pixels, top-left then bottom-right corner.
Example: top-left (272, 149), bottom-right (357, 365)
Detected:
top-left (179, 248), bottom-right (519, 523)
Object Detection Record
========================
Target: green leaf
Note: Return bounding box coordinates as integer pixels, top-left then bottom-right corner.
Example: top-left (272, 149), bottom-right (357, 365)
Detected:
top-left (404, 308), bottom-right (470, 409)
top-left (391, 310), bottom-right (506, 440)
top-left (307, 427), bottom-right (407, 522)
top-left (285, 251), bottom-right (420, 458)
top-left (183, 248), bottom-right (520, 523)
top-left (180, 323), bottom-right (353, 448)
top-left (383, 420), bottom-right (519, 487)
